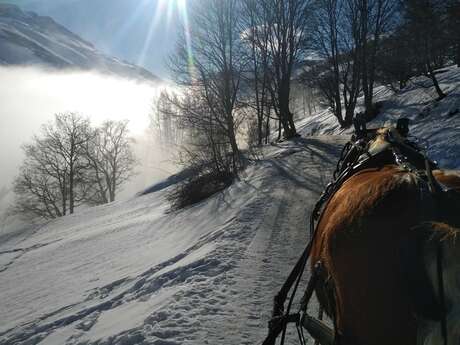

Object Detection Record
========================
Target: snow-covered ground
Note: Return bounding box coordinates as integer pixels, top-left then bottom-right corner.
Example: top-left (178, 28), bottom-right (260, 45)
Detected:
top-left (0, 136), bottom-right (345, 345)
top-left (298, 65), bottom-right (460, 169)
top-left (1, 65), bottom-right (459, 345)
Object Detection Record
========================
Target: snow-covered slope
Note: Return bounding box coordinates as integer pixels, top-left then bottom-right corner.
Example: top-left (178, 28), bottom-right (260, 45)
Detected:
top-left (1, 63), bottom-right (459, 345)
top-left (297, 65), bottom-right (460, 169)
top-left (0, 136), bottom-right (344, 345)
top-left (0, 4), bottom-right (158, 81)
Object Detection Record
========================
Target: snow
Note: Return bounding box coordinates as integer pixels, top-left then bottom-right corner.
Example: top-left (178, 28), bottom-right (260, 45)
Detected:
top-left (0, 135), bottom-right (344, 345)
top-left (297, 65), bottom-right (460, 169)
top-left (0, 65), bottom-right (459, 344)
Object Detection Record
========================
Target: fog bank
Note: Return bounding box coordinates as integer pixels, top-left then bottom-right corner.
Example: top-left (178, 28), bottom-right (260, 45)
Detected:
top-left (0, 66), bottom-right (176, 209)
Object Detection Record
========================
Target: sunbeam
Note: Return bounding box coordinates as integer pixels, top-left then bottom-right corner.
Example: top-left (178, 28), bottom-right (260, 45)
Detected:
top-left (177, 0), bottom-right (195, 77)
top-left (112, 0), bottom-right (151, 47)
top-left (137, 0), bottom-right (168, 66)
top-left (167, 0), bottom-right (175, 26)
top-left (136, 0), bottom-right (191, 74)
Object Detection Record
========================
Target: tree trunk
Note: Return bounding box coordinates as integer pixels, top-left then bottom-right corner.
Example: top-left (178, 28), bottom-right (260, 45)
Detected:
top-left (265, 117), bottom-right (270, 144)
top-left (265, 105), bottom-right (271, 145)
top-left (277, 118), bottom-right (282, 141)
top-left (69, 168), bottom-right (74, 214)
top-left (257, 116), bottom-right (263, 146)
top-left (286, 111), bottom-right (297, 137)
top-left (279, 103), bottom-right (296, 138)
top-left (333, 93), bottom-right (343, 124)
top-left (344, 107), bottom-right (355, 128)
top-left (110, 184), bottom-right (115, 202)
top-left (279, 109), bottom-right (292, 138)
top-left (399, 79), bottom-right (406, 90)
top-left (227, 121), bottom-right (240, 173)
top-left (456, 42), bottom-right (460, 67)
top-left (278, 79), bottom-right (297, 138)
top-left (331, 59), bottom-right (343, 124)
top-left (61, 175), bottom-right (66, 216)
top-left (363, 62), bottom-right (374, 116)
top-left (362, 55), bottom-right (372, 114)
top-left (426, 64), bottom-right (446, 100)
top-left (431, 75), bottom-right (445, 100)
top-left (110, 166), bottom-right (116, 202)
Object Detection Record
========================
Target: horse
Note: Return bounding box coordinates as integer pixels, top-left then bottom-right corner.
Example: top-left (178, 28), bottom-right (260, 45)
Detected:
top-left (309, 127), bottom-right (460, 345)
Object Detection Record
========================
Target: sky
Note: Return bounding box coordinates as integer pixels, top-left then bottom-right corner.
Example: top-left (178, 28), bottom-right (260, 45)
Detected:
top-left (1, 0), bottom-right (186, 78)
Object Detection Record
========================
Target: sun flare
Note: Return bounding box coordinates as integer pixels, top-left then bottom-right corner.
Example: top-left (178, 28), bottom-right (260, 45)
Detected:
top-left (134, 0), bottom-right (193, 73)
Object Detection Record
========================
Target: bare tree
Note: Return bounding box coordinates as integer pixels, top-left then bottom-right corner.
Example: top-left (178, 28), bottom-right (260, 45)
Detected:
top-left (150, 91), bottom-right (183, 148)
top-left (358, 0), bottom-right (398, 114)
top-left (162, 87), bottom-right (237, 208)
top-left (312, 0), bottom-right (359, 126)
top-left (12, 113), bottom-right (91, 219)
top-left (170, 0), bottom-right (244, 174)
top-left (401, 0), bottom-right (446, 99)
top-left (317, 0), bottom-right (341, 124)
top-left (13, 159), bottom-right (65, 220)
top-left (85, 120), bottom-right (137, 204)
top-left (311, 0), bottom-right (397, 125)
top-left (241, 0), bottom-right (273, 145)
top-left (262, 0), bottom-right (312, 138)
top-left (375, 30), bottom-right (413, 90)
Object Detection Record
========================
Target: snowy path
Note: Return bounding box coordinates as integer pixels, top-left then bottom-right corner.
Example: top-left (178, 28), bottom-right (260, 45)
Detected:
top-left (0, 136), bottom-right (346, 345)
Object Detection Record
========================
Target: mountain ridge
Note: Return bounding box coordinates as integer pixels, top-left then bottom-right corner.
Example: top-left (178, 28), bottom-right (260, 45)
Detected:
top-left (0, 3), bottom-right (159, 81)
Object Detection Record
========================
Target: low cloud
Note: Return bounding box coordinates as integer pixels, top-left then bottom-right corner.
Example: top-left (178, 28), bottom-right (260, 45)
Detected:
top-left (0, 66), bottom-right (177, 212)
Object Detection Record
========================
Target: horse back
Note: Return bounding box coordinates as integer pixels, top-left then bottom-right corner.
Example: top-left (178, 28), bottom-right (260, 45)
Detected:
top-left (311, 165), bottom-right (435, 345)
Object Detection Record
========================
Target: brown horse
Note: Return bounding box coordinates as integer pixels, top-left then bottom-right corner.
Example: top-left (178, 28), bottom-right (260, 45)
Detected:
top-left (310, 138), bottom-right (460, 345)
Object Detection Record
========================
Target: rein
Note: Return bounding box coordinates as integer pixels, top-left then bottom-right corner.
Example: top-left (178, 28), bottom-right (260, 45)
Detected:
top-left (262, 136), bottom-right (357, 345)
top-left (437, 243), bottom-right (448, 345)
top-left (262, 133), bottom-right (377, 345)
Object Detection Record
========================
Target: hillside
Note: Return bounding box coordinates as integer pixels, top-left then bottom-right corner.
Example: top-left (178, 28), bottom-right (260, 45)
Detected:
top-left (0, 135), bottom-right (343, 345)
top-left (0, 4), bottom-right (158, 81)
top-left (0, 66), bottom-right (459, 344)
top-left (0, 0), bottom-right (180, 77)
top-left (297, 65), bottom-right (460, 169)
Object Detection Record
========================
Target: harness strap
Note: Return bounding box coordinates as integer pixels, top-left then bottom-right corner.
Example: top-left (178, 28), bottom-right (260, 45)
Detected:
top-left (299, 262), bottom-right (323, 311)
top-left (263, 313), bottom-right (300, 345)
top-left (262, 243), bottom-right (311, 345)
top-left (273, 242), bottom-right (312, 314)
top-left (437, 243), bottom-right (448, 345)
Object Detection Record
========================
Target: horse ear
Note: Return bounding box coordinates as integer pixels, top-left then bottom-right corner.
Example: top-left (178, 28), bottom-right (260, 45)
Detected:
top-left (400, 223), bottom-right (444, 321)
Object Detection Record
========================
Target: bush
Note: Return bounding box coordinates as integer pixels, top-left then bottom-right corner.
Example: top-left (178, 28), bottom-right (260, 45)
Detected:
top-left (167, 170), bottom-right (234, 209)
